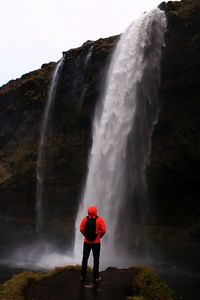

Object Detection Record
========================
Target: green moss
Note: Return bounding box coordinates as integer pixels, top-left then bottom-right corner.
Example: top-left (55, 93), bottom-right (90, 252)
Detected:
top-left (0, 265), bottom-right (80, 300)
top-left (131, 266), bottom-right (176, 300)
top-left (3, 143), bottom-right (37, 187)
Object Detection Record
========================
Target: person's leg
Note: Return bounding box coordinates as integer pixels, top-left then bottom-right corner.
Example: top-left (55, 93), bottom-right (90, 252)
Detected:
top-left (81, 243), bottom-right (91, 279)
top-left (92, 243), bottom-right (101, 281)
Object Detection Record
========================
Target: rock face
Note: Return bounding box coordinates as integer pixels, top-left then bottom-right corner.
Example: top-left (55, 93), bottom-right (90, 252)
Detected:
top-left (0, 0), bottom-right (200, 267)
top-left (148, 0), bottom-right (200, 267)
top-left (153, 0), bottom-right (200, 225)
top-left (0, 36), bottom-right (118, 250)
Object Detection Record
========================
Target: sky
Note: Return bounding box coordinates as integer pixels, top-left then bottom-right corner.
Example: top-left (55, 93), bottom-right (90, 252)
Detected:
top-left (0, 0), bottom-right (168, 87)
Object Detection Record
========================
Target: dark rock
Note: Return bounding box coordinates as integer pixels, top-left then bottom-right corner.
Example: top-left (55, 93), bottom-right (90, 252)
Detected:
top-left (0, 35), bottom-right (117, 250)
top-left (0, 0), bottom-right (200, 269)
top-left (158, 1), bottom-right (167, 11)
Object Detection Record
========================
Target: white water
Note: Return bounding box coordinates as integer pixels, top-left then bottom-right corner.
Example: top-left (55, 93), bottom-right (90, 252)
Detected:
top-left (7, 8), bottom-right (166, 271)
top-left (36, 56), bottom-right (65, 232)
top-left (73, 8), bottom-right (167, 267)
top-left (85, 45), bottom-right (93, 66)
top-left (77, 45), bottom-right (94, 112)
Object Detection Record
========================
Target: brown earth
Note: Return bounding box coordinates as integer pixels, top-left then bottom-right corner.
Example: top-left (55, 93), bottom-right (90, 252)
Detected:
top-left (24, 267), bottom-right (136, 300)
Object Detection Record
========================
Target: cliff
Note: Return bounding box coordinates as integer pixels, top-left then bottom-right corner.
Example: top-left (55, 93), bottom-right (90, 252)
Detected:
top-left (149, 0), bottom-right (200, 266)
top-left (0, 0), bottom-right (200, 268)
top-left (0, 36), bottom-right (118, 250)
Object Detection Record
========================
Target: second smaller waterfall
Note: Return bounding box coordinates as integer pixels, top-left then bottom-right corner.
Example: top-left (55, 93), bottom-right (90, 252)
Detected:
top-left (36, 56), bottom-right (65, 233)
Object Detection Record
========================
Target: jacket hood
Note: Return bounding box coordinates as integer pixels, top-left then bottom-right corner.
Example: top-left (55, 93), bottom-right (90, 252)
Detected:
top-left (88, 206), bottom-right (97, 217)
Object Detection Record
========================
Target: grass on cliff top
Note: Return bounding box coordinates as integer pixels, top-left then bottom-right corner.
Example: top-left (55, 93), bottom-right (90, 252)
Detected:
top-left (0, 265), bottom-right (80, 300)
top-left (128, 266), bottom-right (176, 300)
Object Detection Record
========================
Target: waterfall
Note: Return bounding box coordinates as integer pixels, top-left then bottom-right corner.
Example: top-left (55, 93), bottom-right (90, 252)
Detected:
top-left (36, 56), bottom-right (65, 233)
top-left (84, 45), bottom-right (93, 66)
top-left (78, 45), bottom-right (94, 111)
top-left (73, 44), bottom-right (94, 114)
top-left (74, 8), bottom-right (166, 265)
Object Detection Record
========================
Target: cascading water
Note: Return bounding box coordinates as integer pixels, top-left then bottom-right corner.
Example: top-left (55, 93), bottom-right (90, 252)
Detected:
top-left (6, 48), bottom-right (96, 270)
top-left (74, 8), bottom-right (166, 266)
top-left (74, 45), bottom-right (94, 113)
top-left (84, 45), bottom-right (93, 66)
top-left (36, 56), bottom-right (65, 233)
top-left (8, 7), bottom-right (167, 271)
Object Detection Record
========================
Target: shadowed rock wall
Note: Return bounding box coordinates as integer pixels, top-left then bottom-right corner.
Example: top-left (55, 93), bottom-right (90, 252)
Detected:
top-left (0, 36), bottom-right (118, 250)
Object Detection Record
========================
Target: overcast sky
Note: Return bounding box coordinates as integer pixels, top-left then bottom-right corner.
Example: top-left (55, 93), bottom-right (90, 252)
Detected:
top-left (1, 0), bottom-right (170, 87)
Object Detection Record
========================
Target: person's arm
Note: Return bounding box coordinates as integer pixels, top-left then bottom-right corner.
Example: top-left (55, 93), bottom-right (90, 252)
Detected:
top-left (99, 217), bottom-right (106, 238)
top-left (80, 218), bottom-right (86, 236)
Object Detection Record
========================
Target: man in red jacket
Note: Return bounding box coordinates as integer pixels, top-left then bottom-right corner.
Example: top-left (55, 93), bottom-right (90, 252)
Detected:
top-left (80, 206), bottom-right (106, 283)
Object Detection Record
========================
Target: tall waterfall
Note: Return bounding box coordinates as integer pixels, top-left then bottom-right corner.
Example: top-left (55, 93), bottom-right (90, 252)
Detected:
top-left (36, 56), bottom-right (65, 233)
top-left (77, 45), bottom-right (94, 112)
top-left (74, 8), bottom-right (166, 265)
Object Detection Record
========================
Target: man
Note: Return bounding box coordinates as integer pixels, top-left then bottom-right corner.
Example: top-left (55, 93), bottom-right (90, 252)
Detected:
top-left (80, 206), bottom-right (106, 283)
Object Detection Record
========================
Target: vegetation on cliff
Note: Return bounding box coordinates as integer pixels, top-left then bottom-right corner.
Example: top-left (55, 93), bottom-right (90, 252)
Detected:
top-left (0, 266), bottom-right (176, 300)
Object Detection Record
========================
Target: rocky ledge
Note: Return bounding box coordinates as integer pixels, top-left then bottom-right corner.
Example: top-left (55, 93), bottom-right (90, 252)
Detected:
top-left (0, 266), bottom-right (176, 300)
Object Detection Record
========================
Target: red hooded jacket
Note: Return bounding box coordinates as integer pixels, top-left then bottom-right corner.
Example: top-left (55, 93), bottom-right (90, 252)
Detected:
top-left (80, 206), bottom-right (106, 244)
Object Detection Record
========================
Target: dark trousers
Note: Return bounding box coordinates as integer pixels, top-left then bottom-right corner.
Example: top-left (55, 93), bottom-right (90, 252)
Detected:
top-left (81, 242), bottom-right (101, 279)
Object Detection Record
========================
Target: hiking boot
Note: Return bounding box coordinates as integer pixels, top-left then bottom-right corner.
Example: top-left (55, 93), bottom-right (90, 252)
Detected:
top-left (93, 276), bottom-right (102, 283)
